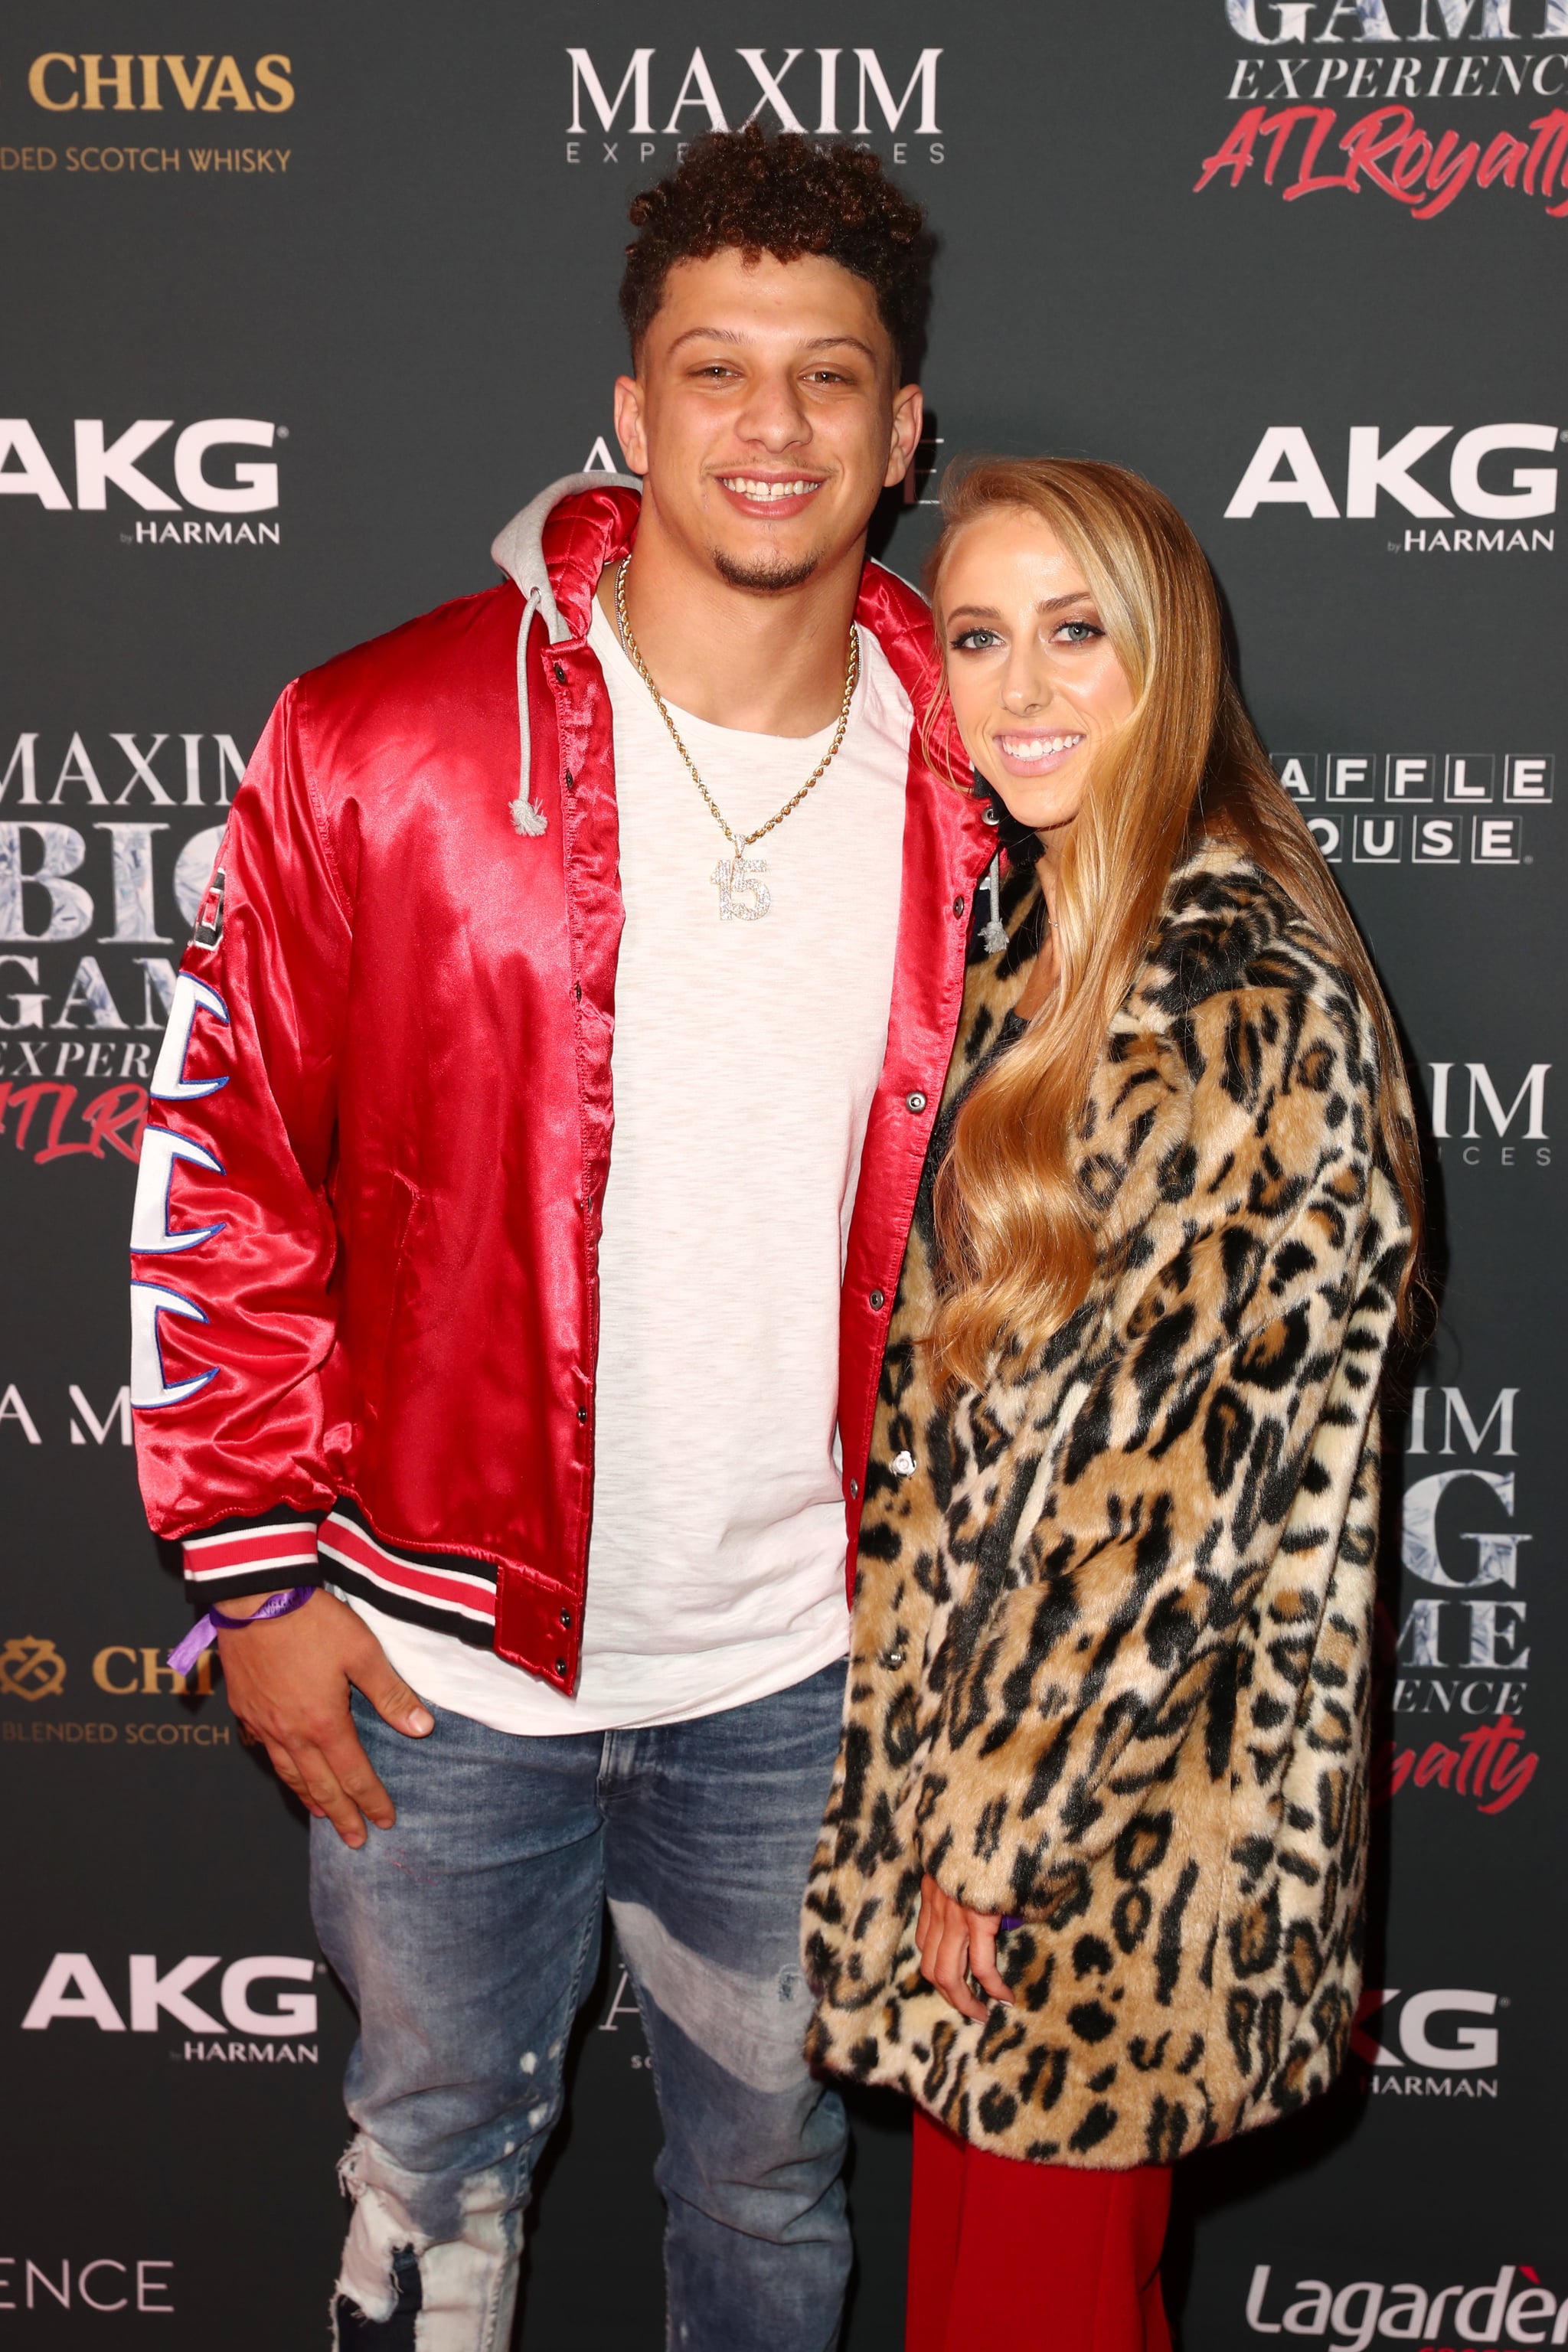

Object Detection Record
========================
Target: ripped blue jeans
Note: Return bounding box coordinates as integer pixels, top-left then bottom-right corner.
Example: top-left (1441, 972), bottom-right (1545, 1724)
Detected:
top-left (310, 1664), bottom-right (851, 2352)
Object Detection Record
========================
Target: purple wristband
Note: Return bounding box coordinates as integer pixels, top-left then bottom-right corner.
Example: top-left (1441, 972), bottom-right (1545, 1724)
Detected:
top-left (168, 1585), bottom-right (317, 1676)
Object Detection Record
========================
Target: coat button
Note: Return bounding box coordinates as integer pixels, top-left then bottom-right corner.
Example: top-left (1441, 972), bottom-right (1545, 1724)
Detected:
top-left (554, 663), bottom-right (566, 684)
top-left (573, 982), bottom-right (583, 1001)
top-left (565, 769), bottom-right (577, 793)
top-left (848, 1478), bottom-right (859, 1500)
top-left (577, 1406), bottom-right (588, 1423)
top-left (881, 1646), bottom-right (906, 1670)
top-left (870, 1289), bottom-right (885, 1310)
top-left (555, 1658), bottom-right (567, 1677)
top-left (560, 1609), bottom-right (573, 1629)
top-left (892, 1450), bottom-right (916, 1478)
top-left (906, 1091), bottom-right (927, 1115)
top-left (952, 896), bottom-right (965, 916)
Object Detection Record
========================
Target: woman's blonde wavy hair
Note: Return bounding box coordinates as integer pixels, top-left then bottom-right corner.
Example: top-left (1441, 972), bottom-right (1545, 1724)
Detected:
top-left (923, 456), bottom-right (1424, 1391)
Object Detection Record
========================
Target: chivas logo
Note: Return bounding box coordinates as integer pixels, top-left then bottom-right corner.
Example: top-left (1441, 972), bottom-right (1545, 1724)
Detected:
top-left (0, 1636), bottom-right (66, 1700)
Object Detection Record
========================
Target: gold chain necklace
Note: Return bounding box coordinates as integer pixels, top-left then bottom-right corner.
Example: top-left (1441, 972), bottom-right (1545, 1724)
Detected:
top-left (614, 555), bottom-right (860, 923)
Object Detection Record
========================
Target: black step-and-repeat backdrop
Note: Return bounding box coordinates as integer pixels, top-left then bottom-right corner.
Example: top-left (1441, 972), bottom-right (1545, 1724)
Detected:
top-left (2, 2), bottom-right (1563, 2343)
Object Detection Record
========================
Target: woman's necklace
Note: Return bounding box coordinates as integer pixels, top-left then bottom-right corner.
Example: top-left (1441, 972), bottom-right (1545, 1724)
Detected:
top-left (614, 555), bottom-right (859, 923)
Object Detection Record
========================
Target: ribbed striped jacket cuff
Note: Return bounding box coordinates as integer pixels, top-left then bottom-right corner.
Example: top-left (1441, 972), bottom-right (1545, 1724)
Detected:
top-left (181, 1509), bottom-right (325, 1602)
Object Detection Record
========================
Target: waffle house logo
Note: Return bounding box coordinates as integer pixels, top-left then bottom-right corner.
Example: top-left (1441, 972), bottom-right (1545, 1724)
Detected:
top-left (1267, 748), bottom-right (1552, 871)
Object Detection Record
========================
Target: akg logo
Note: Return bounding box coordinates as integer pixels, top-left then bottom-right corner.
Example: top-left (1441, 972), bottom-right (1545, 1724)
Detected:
top-left (564, 46), bottom-right (944, 164)
top-left (0, 1635), bottom-right (66, 1700)
top-left (1226, 423), bottom-right (1559, 540)
top-left (21, 1952), bottom-right (318, 2041)
top-left (1351, 1985), bottom-right (1501, 2075)
top-left (0, 418), bottom-right (279, 519)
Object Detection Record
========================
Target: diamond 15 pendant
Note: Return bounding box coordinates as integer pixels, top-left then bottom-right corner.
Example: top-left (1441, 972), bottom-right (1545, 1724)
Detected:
top-left (710, 854), bottom-right (772, 922)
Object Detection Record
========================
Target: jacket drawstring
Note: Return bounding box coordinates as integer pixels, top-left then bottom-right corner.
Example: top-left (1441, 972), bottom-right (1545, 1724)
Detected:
top-left (979, 850), bottom-right (1008, 954)
top-left (509, 587), bottom-right (549, 837)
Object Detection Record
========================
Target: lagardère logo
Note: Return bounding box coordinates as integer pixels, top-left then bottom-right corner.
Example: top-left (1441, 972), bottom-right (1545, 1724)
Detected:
top-left (564, 46), bottom-right (944, 166)
top-left (1244, 2263), bottom-right (1561, 2348)
top-left (21, 1951), bottom-right (319, 2063)
top-left (0, 417), bottom-right (282, 545)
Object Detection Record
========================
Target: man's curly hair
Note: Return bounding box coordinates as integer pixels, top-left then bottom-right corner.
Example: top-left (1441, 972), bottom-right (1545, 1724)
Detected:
top-left (619, 126), bottom-right (933, 375)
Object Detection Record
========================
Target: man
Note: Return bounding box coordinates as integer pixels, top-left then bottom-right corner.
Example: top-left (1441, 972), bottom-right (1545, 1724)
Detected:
top-left (131, 129), bottom-right (993, 2350)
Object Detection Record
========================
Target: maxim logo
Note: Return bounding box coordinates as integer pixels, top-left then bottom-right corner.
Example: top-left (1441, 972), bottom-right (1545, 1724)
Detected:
top-left (0, 417), bottom-right (280, 533)
top-left (564, 46), bottom-right (944, 163)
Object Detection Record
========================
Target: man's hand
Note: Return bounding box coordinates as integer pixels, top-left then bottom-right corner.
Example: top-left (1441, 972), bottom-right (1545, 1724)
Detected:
top-left (915, 1873), bottom-right (1011, 2021)
top-left (216, 1589), bottom-right (433, 1849)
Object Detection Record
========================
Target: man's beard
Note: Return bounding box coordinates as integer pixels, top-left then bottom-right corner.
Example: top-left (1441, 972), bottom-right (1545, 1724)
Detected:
top-left (711, 541), bottom-right (825, 593)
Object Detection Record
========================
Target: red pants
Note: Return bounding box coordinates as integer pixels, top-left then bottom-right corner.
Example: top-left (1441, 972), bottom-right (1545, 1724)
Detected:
top-left (906, 2110), bottom-right (1173, 2352)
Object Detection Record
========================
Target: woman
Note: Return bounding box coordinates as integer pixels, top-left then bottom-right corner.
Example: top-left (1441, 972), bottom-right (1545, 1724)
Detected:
top-left (804, 459), bottom-right (1421, 2350)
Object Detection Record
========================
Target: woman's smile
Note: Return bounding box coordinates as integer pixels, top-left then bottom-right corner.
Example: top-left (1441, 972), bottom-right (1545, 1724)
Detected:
top-left (991, 727), bottom-right (1085, 776)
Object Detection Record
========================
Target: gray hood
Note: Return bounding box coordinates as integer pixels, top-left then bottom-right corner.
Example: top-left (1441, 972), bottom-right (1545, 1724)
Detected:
top-left (490, 469), bottom-right (641, 837)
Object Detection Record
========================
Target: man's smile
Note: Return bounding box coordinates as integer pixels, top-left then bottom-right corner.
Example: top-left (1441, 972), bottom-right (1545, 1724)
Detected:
top-left (714, 472), bottom-right (827, 517)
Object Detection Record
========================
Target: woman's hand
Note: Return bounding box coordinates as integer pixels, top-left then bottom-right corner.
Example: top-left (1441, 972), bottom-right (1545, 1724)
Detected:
top-left (916, 1873), bottom-right (1012, 2020)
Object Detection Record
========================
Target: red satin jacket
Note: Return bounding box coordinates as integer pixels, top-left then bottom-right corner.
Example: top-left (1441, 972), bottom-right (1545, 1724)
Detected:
top-left (130, 479), bottom-right (995, 1692)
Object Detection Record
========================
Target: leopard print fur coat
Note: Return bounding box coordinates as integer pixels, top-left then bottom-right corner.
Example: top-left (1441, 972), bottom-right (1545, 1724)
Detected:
top-left (803, 839), bottom-right (1413, 2168)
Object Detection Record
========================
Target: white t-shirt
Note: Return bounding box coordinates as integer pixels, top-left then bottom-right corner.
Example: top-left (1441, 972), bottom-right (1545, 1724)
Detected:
top-left (344, 593), bottom-right (911, 1733)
